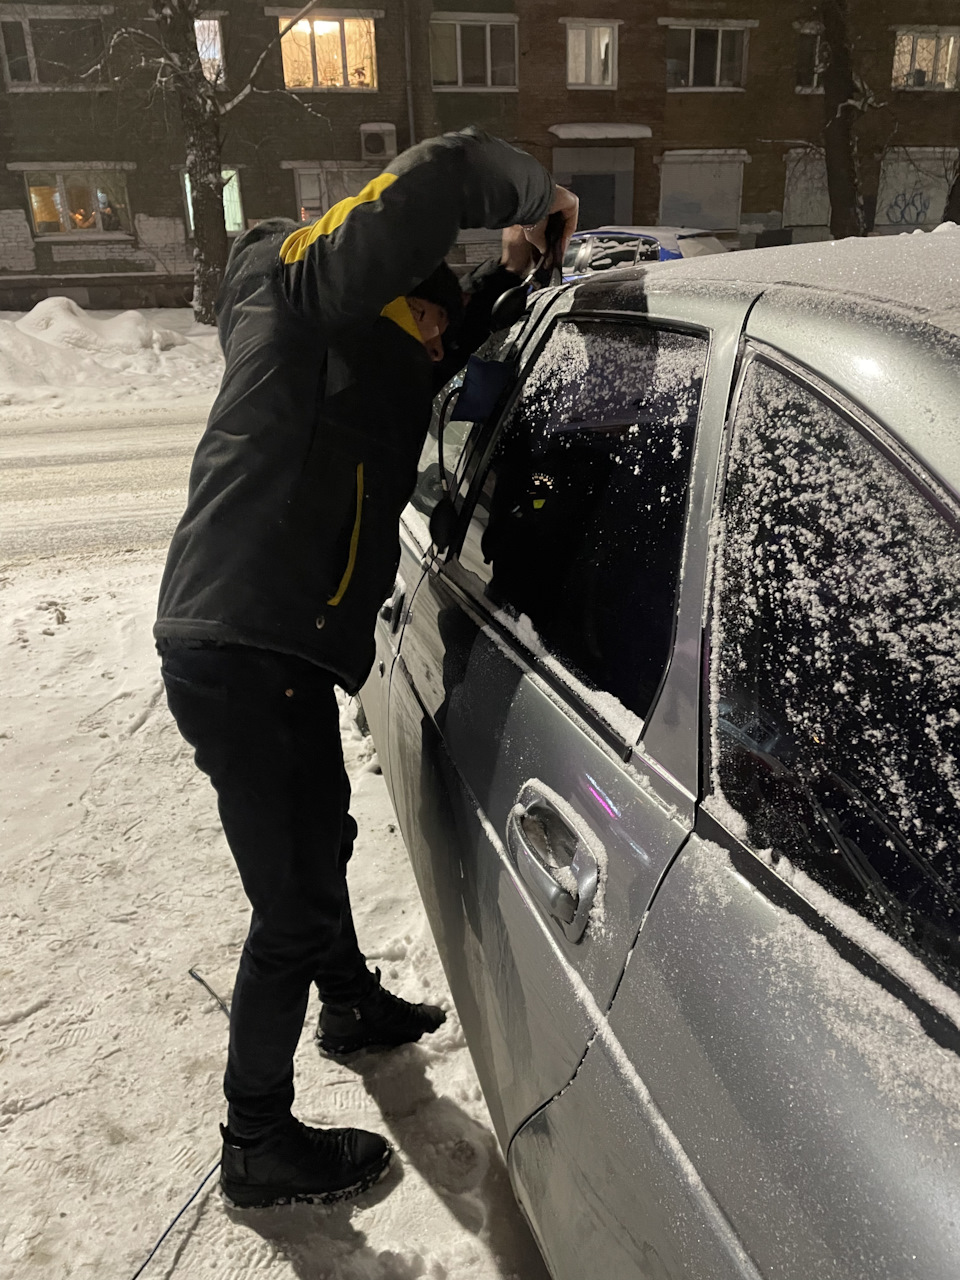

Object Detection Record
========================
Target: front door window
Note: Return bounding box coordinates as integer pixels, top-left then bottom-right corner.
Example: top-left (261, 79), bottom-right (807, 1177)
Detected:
top-left (457, 317), bottom-right (708, 729)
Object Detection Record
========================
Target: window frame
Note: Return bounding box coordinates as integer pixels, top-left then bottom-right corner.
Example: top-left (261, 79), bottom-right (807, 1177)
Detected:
top-left (892, 26), bottom-right (960, 91)
top-left (429, 12), bottom-right (519, 92)
top-left (269, 6), bottom-right (381, 92)
top-left (561, 17), bottom-right (620, 91)
top-left (661, 19), bottom-right (754, 92)
top-left (0, 5), bottom-right (112, 93)
top-left (22, 166), bottom-right (134, 238)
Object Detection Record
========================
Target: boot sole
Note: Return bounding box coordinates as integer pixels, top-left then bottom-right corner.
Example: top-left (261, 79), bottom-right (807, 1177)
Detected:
top-left (220, 1145), bottom-right (392, 1210)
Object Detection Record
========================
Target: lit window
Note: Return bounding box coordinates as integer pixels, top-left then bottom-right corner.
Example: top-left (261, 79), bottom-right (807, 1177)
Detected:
top-left (194, 18), bottom-right (225, 85)
top-left (565, 21), bottom-right (617, 88)
top-left (0, 15), bottom-right (106, 89)
top-left (795, 24), bottom-right (824, 92)
top-left (892, 28), bottom-right (959, 90)
top-left (665, 25), bottom-right (748, 89)
top-left (183, 169), bottom-right (244, 235)
top-left (279, 13), bottom-right (377, 89)
top-left (25, 170), bottom-right (132, 235)
top-left (430, 18), bottom-right (517, 89)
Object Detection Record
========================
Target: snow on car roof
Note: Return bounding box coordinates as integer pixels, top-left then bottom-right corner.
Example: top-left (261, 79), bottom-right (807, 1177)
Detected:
top-left (651, 223), bottom-right (960, 333)
top-left (570, 223), bottom-right (960, 504)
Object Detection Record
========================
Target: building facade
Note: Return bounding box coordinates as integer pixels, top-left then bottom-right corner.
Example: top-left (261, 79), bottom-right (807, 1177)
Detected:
top-left (1, 0), bottom-right (959, 307)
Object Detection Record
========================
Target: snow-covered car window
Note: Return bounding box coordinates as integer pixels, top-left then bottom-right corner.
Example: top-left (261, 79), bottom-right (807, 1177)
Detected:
top-left (458, 317), bottom-right (708, 725)
top-left (711, 357), bottom-right (960, 993)
top-left (586, 237), bottom-right (639, 271)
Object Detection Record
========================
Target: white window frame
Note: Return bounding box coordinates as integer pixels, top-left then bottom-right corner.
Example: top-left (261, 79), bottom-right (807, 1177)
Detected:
top-left (560, 17), bottom-right (620, 91)
top-left (658, 17), bottom-right (756, 92)
top-left (429, 12), bottom-right (519, 93)
top-left (0, 4), bottom-right (112, 92)
top-left (794, 21), bottom-right (824, 94)
top-left (14, 161), bottom-right (135, 239)
top-left (266, 7), bottom-right (382, 92)
top-left (891, 26), bottom-right (960, 91)
top-left (180, 167), bottom-right (245, 237)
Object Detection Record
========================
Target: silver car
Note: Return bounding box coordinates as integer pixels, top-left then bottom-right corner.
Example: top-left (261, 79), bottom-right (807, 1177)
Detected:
top-left (361, 231), bottom-right (960, 1280)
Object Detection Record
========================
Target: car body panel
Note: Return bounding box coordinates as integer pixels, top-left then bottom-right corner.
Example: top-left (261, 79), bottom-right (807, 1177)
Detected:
top-left (362, 231), bottom-right (960, 1279)
top-left (574, 830), bottom-right (960, 1280)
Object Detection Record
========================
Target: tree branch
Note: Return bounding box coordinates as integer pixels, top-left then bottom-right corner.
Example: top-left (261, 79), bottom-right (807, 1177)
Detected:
top-left (221, 0), bottom-right (317, 113)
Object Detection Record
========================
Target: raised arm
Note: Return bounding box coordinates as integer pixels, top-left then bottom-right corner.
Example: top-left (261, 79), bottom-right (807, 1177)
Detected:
top-left (277, 128), bottom-right (554, 332)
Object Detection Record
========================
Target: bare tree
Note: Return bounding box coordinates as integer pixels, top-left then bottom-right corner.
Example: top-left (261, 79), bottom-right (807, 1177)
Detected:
top-left (105, 1), bottom-right (317, 323)
top-left (819, 0), bottom-right (869, 238)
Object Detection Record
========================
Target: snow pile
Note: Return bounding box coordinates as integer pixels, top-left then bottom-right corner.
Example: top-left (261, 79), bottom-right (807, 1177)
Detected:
top-left (0, 298), bottom-right (223, 410)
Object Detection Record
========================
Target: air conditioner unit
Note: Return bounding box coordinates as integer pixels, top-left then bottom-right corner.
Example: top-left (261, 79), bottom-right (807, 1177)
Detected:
top-left (360, 122), bottom-right (398, 163)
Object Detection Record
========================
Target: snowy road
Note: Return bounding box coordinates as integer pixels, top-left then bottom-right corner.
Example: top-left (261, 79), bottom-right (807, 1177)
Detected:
top-left (0, 400), bottom-right (549, 1279)
top-left (0, 403), bottom-right (206, 563)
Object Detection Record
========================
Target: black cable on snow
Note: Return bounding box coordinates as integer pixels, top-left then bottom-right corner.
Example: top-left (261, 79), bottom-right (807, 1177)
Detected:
top-left (127, 1160), bottom-right (221, 1280)
top-left (188, 967), bottom-right (231, 1019)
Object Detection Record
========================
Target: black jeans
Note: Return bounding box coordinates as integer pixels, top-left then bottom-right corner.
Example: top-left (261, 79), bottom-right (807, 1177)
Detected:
top-left (161, 645), bottom-right (374, 1138)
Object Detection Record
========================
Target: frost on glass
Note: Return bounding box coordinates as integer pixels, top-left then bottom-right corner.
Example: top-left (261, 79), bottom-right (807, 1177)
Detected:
top-left (713, 359), bottom-right (960, 992)
top-left (461, 318), bottom-right (707, 722)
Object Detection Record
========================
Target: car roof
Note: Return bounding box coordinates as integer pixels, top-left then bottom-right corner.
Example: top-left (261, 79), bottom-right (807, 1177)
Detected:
top-left (568, 227), bottom-right (960, 504)
top-left (598, 225), bottom-right (718, 239)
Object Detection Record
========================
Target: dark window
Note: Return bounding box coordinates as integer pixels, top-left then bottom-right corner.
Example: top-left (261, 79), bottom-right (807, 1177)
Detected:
top-left (1, 20), bottom-right (30, 82)
top-left (693, 27), bottom-right (719, 84)
top-left (457, 318), bottom-right (708, 725)
top-left (32, 19), bottom-right (103, 84)
top-left (712, 357), bottom-right (960, 991)
top-left (796, 29), bottom-right (823, 89)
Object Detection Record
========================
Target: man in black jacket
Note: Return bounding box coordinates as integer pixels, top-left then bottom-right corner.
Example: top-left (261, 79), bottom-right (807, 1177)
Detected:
top-left (155, 128), bottom-right (577, 1209)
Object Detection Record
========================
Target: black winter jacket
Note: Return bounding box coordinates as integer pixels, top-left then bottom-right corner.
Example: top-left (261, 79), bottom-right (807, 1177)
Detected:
top-left (154, 129), bottom-right (552, 690)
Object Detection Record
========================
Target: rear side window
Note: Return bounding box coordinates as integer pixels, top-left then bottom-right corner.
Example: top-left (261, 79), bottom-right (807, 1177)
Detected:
top-left (457, 317), bottom-right (708, 726)
top-left (711, 358), bottom-right (960, 990)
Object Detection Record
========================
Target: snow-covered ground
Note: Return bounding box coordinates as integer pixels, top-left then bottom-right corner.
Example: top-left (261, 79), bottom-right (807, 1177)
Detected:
top-left (0, 305), bottom-right (548, 1280)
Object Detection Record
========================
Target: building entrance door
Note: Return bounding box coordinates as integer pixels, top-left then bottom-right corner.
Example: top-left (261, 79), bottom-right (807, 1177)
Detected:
top-left (568, 172), bottom-right (616, 228)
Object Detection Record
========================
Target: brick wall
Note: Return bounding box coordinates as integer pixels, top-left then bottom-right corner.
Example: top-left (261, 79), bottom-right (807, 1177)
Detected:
top-left (0, 210), bottom-right (37, 273)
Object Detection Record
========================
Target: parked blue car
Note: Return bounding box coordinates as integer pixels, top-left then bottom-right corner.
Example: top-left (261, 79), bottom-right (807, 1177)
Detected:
top-left (562, 225), bottom-right (729, 279)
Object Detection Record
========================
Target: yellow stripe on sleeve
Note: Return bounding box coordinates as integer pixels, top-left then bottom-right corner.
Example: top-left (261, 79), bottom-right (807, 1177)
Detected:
top-left (280, 173), bottom-right (398, 264)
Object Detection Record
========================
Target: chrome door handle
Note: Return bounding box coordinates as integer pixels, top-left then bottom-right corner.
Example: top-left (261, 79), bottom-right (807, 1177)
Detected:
top-left (378, 575), bottom-right (406, 632)
top-left (505, 783), bottom-right (599, 943)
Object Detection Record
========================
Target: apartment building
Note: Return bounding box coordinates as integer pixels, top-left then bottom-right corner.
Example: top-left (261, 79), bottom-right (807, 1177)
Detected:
top-left (1, 0), bottom-right (959, 307)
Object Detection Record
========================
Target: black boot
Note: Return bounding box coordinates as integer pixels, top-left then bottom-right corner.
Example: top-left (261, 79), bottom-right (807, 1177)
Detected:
top-left (316, 968), bottom-right (446, 1059)
top-left (219, 1117), bottom-right (391, 1209)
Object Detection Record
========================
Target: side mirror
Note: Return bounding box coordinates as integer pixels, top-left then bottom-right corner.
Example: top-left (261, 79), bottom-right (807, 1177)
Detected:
top-left (429, 495), bottom-right (458, 553)
top-left (491, 284), bottom-right (529, 330)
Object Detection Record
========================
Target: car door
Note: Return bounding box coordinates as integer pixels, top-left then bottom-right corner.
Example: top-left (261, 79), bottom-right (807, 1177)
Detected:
top-left (360, 306), bottom-right (552, 781)
top-left (509, 343), bottom-right (960, 1280)
top-left (385, 299), bottom-right (727, 1147)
